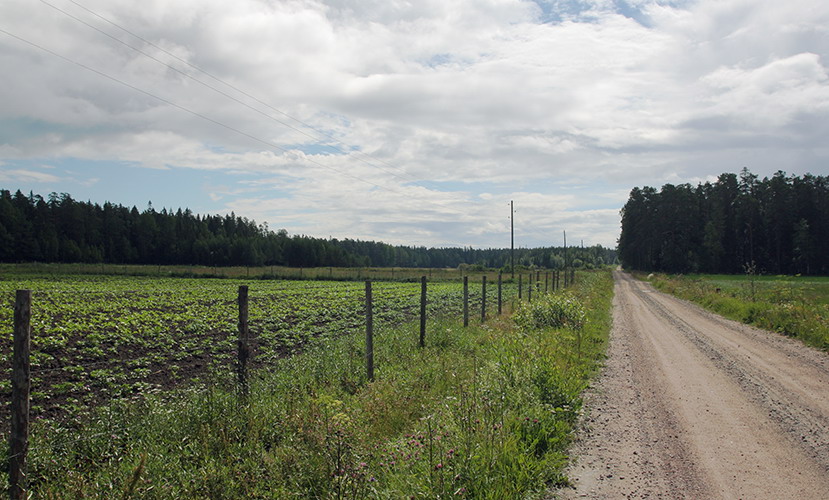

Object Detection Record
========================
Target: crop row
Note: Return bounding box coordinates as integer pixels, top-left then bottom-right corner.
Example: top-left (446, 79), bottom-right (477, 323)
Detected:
top-left (0, 275), bottom-right (516, 427)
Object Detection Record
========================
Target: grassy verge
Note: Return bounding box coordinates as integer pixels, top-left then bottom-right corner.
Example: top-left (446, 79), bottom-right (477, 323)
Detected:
top-left (645, 273), bottom-right (829, 351)
top-left (10, 270), bottom-right (613, 499)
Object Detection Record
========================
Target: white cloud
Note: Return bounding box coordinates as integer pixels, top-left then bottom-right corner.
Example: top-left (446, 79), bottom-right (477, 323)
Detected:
top-left (700, 53), bottom-right (829, 127)
top-left (2, 0), bottom-right (829, 248)
top-left (0, 167), bottom-right (62, 184)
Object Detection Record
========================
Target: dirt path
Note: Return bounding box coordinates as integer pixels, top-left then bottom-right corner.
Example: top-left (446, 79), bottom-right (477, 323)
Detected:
top-left (553, 271), bottom-right (829, 499)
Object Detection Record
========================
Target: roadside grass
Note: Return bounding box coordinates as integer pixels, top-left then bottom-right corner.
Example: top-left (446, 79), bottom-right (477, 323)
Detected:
top-left (645, 273), bottom-right (829, 351)
top-left (7, 270), bottom-right (613, 498)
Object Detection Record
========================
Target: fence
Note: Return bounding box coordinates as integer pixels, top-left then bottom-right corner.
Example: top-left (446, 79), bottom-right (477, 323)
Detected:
top-left (5, 270), bottom-right (573, 498)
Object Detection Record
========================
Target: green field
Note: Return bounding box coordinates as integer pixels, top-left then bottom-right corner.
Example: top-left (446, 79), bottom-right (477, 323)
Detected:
top-left (692, 274), bottom-right (829, 305)
top-left (0, 262), bottom-right (518, 282)
top-left (0, 273), bottom-right (517, 426)
top-left (0, 268), bottom-right (611, 498)
top-left (647, 273), bottom-right (829, 350)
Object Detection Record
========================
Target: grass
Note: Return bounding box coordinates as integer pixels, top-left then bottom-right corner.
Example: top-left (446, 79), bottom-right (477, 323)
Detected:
top-left (0, 275), bottom-right (505, 427)
top-left (4, 270), bottom-right (614, 498)
top-left (645, 272), bottom-right (829, 351)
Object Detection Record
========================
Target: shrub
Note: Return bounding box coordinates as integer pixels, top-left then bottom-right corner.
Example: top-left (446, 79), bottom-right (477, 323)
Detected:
top-left (513, 292), bottom-right (587, 331)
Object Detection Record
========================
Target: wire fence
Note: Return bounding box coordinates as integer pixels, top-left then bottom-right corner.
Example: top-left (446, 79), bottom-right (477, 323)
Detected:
top-left (4, 271), bottom-right (571, 498)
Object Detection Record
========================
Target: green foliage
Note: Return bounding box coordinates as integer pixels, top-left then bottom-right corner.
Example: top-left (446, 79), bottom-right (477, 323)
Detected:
top-left (0, 188), bottom-right (616, 269)
top-left (619, 170), bottom-right (829, 275)
top-left (2, 270), bottom-right (614, 498)
top-left (649, 273), bottom-right (829, 351)
top-left (0, 274), bottom-right (514, 422)
top-left (513, 292), bottom-right (587, 331)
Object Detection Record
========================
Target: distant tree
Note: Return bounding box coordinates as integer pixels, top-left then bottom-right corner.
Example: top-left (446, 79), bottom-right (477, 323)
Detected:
top-left (618, 169), bottom-right (829, 275)
top-left (0, 187), bottom-right (618, 270)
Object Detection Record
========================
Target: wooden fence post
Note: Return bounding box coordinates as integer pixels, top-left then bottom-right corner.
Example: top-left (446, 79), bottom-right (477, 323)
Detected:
top-left (237, 285), bottom-right (250, 399)
top-left (10, 290), bottom-right (32, 500)
top-left (481, 276), bottom-right (487, 323)
top-left (463, 276), bottom-right (469, 327)
top-left (518, 274), bottom-right (523, 299)
top-left (497, 273), bottom-right (502, 316)
top-left (545, 272), bottom-right (549, 293)
top-left (420, 276), bottom-right (427, 348)
top-left (365, 281), bottom-right (374, 381)
top-left (528, 275), bottom-right (532, 302)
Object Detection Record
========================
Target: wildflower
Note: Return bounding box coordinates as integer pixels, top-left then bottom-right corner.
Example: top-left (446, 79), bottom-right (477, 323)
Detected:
top-left (435, 463), bottom-right (444, 470)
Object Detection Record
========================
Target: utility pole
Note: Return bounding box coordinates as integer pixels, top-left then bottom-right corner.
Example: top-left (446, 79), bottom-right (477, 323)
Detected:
top-left (510, 200), bottom-right (515, 279)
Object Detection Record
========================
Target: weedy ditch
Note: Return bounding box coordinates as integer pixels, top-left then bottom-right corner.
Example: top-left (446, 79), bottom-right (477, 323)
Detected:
top-left (1, 270), bottom-right (612, 498)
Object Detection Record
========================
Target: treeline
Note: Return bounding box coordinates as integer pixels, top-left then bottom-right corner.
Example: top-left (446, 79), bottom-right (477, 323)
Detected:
top-left (618, 169), bottom-right (829, 275)
top-left (0, 189), bottom-right (615, 270)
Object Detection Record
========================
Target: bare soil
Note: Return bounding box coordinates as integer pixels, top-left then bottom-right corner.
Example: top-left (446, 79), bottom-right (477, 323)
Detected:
top-left (552, 271), bottom-right (829, 499)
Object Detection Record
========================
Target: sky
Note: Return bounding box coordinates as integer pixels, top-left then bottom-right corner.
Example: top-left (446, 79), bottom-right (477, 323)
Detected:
top-left (1, 0), bottom-right (828, 249)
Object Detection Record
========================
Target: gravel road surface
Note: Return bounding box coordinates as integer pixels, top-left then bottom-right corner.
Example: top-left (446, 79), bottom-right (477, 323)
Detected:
top-left (553, 271), bottom-right (829, 499)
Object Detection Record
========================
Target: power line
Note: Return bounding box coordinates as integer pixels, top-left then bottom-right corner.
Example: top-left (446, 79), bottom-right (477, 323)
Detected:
top-left (39, 0), bottom-right (533, 244)
top-left (2, 15), bottom-right (575, 250)
top-left (0, 26), bottom-right (502, 247)
top-left (45, 0), bottom-right (433, 188)
top-left (10, 4), bottom-right (495, 229)
top-left (0, 27), bottom-right (404, 195)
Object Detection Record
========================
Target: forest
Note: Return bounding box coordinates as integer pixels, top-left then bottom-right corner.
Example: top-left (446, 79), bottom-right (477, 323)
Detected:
top-left (618, 169), bottom-right (829, 275)
top-left (0, 189), bottom-right (614, 270)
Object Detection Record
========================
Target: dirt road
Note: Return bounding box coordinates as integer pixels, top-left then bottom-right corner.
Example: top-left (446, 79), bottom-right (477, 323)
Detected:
top-left (554, 271), bottom-right (829, 499)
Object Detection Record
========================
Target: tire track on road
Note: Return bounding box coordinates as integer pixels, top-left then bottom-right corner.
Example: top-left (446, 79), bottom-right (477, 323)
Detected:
top-left (555, 271), bottom-right (829, 499)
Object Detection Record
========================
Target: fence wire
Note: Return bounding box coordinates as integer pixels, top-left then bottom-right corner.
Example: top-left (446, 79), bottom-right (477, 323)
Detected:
top-left (2, 276), bottom-right (532, 429)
